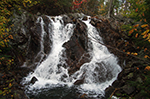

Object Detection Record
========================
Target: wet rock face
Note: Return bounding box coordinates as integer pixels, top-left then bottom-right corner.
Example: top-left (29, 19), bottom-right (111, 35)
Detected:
top-left (63, 19), bottom-right (90, 75)
top-left (26, 22), bottom-right (41, 65)
top-left (12, 13), bottom-right (124, 74)
top-left (42, 15), bottom-right (53, 55)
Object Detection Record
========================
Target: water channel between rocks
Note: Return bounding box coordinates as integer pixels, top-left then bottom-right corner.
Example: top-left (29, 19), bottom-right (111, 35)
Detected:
top-left (21, 15), bottom-right (122, 99)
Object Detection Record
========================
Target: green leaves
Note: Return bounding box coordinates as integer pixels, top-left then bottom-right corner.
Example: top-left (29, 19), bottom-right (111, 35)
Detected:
top-left (0, 90), bottom-right (2, 94)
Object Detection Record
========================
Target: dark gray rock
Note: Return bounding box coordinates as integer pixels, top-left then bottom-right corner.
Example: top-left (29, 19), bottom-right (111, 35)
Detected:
top-left (74, 78), bottom-right (84, 85)
top-left (14, 90), bottom-right (28, 99)
top-left (63, 19), bottom-right (90, 75)
top-left (62, 15), bottom-right (72, 25)
top-left (104, 86), bottom-right (115, 99)
top-left (112, 80), bottom-right (120, 88)
top-left (30, 76), bottom-right (38, 84)
top-left (122, 84), bottom-right (135, 95)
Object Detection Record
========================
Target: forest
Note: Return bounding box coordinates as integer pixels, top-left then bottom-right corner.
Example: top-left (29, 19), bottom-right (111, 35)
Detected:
top-left (0, 0), bottom-right (150, 99)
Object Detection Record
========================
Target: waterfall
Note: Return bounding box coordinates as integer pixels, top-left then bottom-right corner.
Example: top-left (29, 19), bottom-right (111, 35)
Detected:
top-left (22, 15), bottom-right (121, 98)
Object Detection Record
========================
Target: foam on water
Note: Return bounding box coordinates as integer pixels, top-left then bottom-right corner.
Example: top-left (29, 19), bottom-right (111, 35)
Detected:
top-left (22, 15), bottom-right (121, 98)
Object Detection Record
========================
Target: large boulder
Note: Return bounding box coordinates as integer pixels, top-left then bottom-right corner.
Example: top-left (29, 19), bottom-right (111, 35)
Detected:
top-left (63, 19), bottom-right (91, 75)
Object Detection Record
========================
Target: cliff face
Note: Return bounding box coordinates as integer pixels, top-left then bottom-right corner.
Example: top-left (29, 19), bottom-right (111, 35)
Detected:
top-left (11, 12), bottom-right (124, 70)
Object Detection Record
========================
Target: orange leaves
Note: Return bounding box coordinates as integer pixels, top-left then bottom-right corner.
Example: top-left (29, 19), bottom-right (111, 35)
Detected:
top-left (135, 33), bottom-right (138, 38)
top-left (142, 13), bottom-right (145, 17)
top-left (145, 66), bottom-right (150, 71)
top-left (127, 20), bottom-right (150, 42)
top-left (125, 42), bottom-right (129, 46)
top-left (126, 52), bottom-right (131, 56)
top-left (129, 24), bottom-right (150, 39)
top-left (140, 24), bottom-right (150, 41)
top-left (141, 24), bottom-right (149, 39)
top-left (129, 29), bottom-right (134, 34)
top-left (144, 19), bottom-right (147, 22)
top-left (135, 8), bottom-right (138, 12)
top-left (136, 67), bottom-right (139, 70)
top-left (8, 35), bottom-right (13, 39)
top-left (9, 83), bottom-right (12, 88)
top-left (128, 24), bottom-right (140, 35)
top-left (126, 51), bottom-right (138, 56)
top-left (144, 48), bottom-right (147, 52)
top-left (144, 55), bottom-right (149, 58)
top-left (133, 24), bottom-right (139, 28)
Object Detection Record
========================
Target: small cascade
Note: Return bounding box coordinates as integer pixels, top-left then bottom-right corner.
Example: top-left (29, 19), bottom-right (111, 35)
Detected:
top-left (33, 17), bottom-right (46, 64)
top-left (22, 15), bottom-right (121, 98)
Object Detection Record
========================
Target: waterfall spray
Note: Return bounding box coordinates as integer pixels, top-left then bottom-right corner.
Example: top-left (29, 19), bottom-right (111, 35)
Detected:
top-left (22, 15), bottom-right (121, 98)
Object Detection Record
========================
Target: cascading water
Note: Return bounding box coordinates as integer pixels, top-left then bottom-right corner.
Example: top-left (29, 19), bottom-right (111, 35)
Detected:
top-left (22, 15), bottom-right (122, 98)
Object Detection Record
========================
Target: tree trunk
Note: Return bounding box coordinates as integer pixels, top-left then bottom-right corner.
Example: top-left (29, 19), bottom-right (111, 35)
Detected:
top-left (124, 1), bottom-right (128, 11)
top-left (107, 0), bottom-right (113, 18)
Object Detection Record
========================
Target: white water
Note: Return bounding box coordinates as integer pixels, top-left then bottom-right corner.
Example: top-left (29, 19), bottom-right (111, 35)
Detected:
top-left (22, 15), bottom-right (121, 98)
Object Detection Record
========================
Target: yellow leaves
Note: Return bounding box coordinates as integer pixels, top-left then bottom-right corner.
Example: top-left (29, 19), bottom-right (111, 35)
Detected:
top-left (143, 34), bottom-right (147, 38)
top-left (141, 28), bottom-right (150, 41)
top-left (0, 57), bottom-right (5, 60)
top-left (24, 0), bottom-right (32, 3)
top-left (141, 24), bottom-right (149, 28)
top-left (146, 34), bottom-right (150, 40)
top-left (141, 30), bottom-right (149, 35)
top-left (131, 52), bottom-right (138, 56)
top-left (23, 3), bottom-right (26, 7)
top-left (0, 41), bottom-right (5, 47)
top-left (18, 8), bottom-right (21, 10)
top-left (126, 52), bottom-right (138, 56)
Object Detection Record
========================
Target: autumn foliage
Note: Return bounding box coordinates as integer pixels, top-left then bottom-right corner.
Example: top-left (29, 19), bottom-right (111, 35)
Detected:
top-left (121, 0), bottom-right (150, 60)
top-left (0, 0), bottom-right (38, 97)
top-left (72, 0), bottom-right (87, 9)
